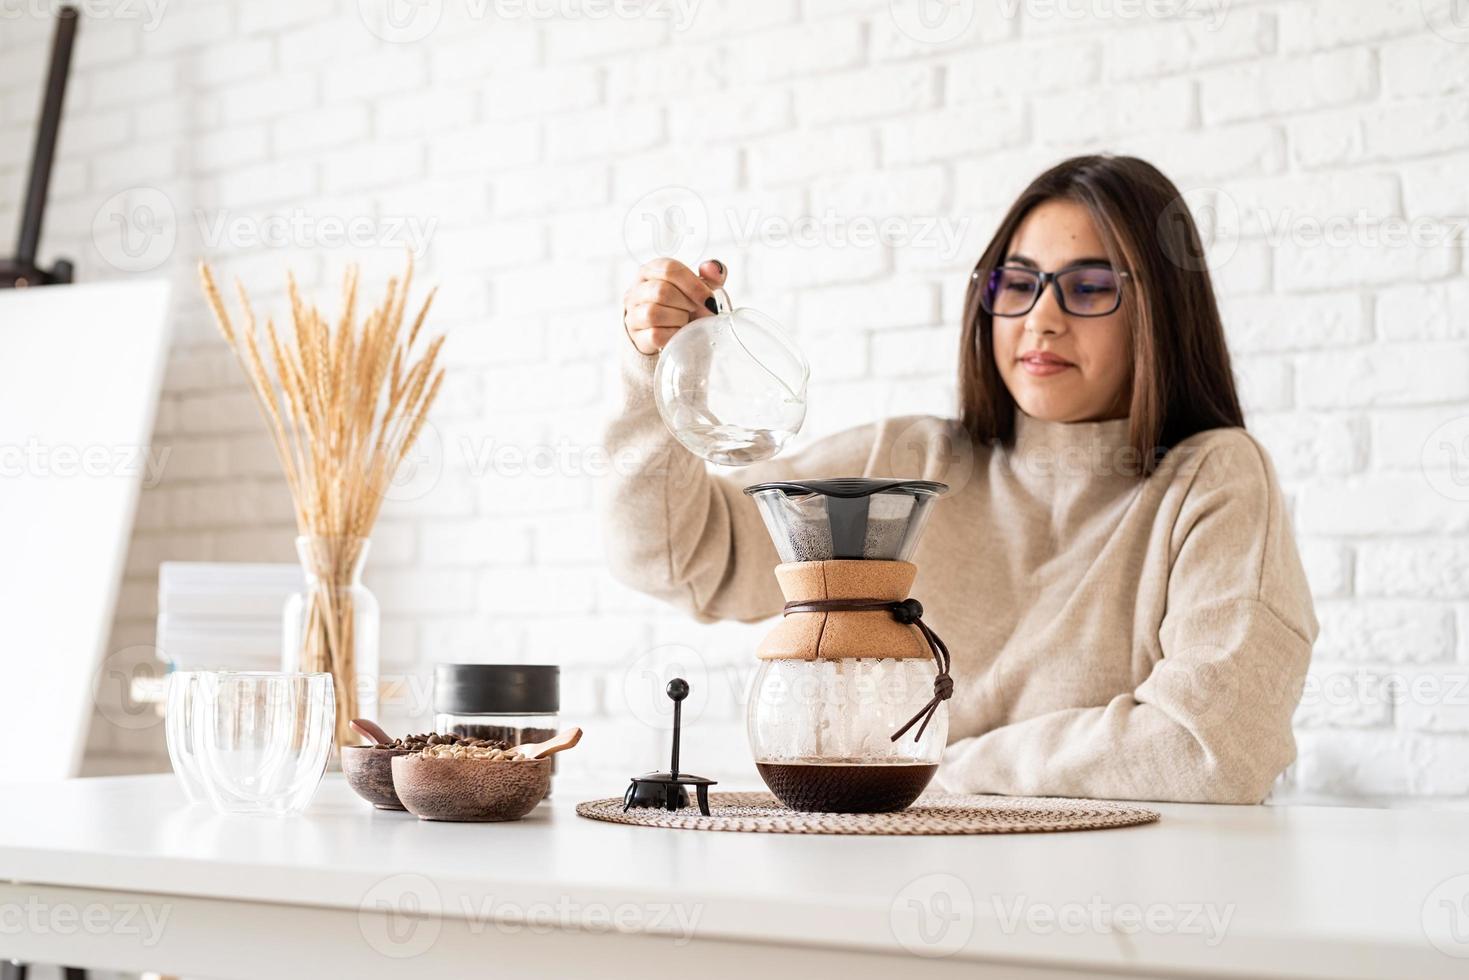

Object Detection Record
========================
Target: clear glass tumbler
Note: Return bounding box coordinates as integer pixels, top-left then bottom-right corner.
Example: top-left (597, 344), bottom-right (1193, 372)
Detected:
top-left (194, 671), bottom-right (335, 816)
top-left (164, 670), bottom-right (206, 805)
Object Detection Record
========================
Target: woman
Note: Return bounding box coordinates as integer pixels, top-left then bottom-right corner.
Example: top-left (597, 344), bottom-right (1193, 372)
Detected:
top-left (604, 154), bottom-right (1317, 805)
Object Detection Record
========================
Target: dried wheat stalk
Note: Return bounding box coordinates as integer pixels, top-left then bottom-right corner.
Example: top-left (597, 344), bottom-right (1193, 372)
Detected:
top-left (199, 256), bottom-right (444, 747)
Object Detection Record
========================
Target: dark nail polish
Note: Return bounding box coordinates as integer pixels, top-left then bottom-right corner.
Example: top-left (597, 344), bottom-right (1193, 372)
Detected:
top-left (705, 297), bottom-right (719, 315)
top-left (712, 258), bottom-right (726, 275)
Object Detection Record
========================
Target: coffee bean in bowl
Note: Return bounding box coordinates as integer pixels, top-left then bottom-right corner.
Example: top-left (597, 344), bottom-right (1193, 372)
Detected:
top-left (343, 731), bottom-right (506, 810)
top-left (341, 745), bottom-right (414, 810)
top-left (421, 743), bottom-right (525, 761)
top-left (390, 752), bottom-right (551, 822)
top-left (380, 732), bottom-right (509, 752)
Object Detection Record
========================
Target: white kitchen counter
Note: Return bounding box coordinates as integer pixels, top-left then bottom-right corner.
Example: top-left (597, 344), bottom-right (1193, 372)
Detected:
top-left (0, 774), bottom-right (1464, 979)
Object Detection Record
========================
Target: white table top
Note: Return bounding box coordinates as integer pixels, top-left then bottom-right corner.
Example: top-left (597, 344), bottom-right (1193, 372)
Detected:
top-left (0, 774), bottom-right (1464, 978)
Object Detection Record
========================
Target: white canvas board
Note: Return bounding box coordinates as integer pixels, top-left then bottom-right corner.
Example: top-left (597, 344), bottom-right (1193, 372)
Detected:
top-left (0, 280), bottom-right (171, 781)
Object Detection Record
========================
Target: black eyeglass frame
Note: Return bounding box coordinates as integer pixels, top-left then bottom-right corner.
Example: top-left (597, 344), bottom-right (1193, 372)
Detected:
top-left (974, 262), bottom-right (1133, 318)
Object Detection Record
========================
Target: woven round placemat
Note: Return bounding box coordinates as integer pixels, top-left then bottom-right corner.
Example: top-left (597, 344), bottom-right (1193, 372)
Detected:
top-left (575, 791), bottom-right (1158, 835)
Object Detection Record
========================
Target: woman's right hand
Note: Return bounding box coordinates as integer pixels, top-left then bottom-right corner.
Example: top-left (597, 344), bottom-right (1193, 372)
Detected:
top-left (622, 257), bottom-right (727, 354)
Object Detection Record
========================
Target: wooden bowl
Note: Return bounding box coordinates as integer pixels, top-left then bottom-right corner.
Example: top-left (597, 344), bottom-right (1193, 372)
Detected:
top-left (341, 745), bottom-right (413, 810)
top-left (390, 754), bottom-right (551, 822)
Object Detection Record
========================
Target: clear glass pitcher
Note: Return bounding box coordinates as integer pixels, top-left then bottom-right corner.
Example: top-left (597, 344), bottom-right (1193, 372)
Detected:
top-left (746, 657), bottom-right (949, 812)
top-left (742, 478), bottom-right (951, 813)
top-left (654, 288), bottom-right (809, 466)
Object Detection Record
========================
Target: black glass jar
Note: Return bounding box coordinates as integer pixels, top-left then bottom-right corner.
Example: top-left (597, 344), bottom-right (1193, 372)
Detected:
top-left (433, 664), bottom-right (561, 790)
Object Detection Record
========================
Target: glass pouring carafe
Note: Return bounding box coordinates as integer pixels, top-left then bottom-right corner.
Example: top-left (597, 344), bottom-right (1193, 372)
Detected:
top-left (654, 288), bottom-right (808, 466)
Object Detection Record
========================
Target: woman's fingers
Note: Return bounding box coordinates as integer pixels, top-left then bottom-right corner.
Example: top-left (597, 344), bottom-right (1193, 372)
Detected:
top-left (622, 304), bottom-right (684, 354)
top-left (635, 327), bottom-right (679, 353)
top-left (625, 278), bottom-right (698, 313)
top-left (626, 302), bottom-right (688, 329)
top-left (639, 257), bottom-right (716, 312)
top-left (621, 257), bottom-right (730, 353)
top-left (697, 259), bottom-right (727, 292)
top-left (624, 303), bottom-right (690, 353)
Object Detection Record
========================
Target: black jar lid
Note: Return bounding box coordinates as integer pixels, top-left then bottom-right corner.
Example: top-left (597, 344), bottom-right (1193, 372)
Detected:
top-left (434, 663), bottom-right (560, 714)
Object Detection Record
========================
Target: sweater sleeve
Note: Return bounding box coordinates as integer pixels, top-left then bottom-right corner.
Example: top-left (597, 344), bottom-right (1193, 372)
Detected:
top-left (935, 431), bottom-right (1319, 804)
top-left (598, 342), bottom-right (885, 624)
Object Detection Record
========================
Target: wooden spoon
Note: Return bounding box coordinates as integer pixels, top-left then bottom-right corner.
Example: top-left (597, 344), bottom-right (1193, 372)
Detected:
top-left (517, 727), bottom-right (582, 760)
top-left (350, 718), bottom-right (393, 747)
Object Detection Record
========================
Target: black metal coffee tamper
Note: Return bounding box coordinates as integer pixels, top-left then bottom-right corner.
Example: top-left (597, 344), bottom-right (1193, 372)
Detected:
top-left (623, 678), bottom-right (717, 816)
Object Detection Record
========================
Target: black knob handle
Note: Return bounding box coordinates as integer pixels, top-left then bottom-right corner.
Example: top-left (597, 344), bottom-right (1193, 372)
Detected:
top-left (666, 678), bottom-right (689, 701)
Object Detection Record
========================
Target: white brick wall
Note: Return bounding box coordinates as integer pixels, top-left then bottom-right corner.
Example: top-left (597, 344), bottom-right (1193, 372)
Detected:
top-left (2, 0), bottom-right (1468, 804)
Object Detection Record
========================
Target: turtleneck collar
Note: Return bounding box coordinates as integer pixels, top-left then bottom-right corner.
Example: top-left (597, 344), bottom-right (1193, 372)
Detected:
top-left (1009, 410), bottom-right (1142, 485)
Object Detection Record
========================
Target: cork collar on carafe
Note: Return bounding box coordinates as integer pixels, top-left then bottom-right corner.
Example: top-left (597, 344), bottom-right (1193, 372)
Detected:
top-left (758, 560), bottom-right (931, 662)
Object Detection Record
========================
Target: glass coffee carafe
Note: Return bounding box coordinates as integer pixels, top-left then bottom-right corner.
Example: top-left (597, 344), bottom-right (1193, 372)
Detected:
top-left (743, 478), bottom-right (950, 813)
top-left (654, 288), bottom-right (808, 466)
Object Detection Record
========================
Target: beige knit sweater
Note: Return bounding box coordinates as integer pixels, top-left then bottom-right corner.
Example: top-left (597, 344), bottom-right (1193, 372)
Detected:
top-left (600, 345), bottom-right (1318, 804)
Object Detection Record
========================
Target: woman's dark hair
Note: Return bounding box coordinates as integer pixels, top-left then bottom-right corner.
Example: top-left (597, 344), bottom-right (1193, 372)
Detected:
top-left (959, 154), bottom-right (1244, 474)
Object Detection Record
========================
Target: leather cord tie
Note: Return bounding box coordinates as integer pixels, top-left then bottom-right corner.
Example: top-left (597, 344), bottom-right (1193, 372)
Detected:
top-left (779, 597), bottom-right (953, 743)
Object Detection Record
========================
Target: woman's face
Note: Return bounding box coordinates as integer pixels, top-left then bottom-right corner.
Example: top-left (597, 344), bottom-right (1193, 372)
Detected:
top-left (990, 199), bottom-right (1133, 423)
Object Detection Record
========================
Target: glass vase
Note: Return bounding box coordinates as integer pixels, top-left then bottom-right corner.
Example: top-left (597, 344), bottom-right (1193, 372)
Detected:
top-left (282, 535), bottom-right (379, 748)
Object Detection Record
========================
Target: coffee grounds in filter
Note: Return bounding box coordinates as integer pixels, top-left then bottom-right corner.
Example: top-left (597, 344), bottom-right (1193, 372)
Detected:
top-left (786, 516), bottom-right (909, 561)
top-left (863, 517), bottom-right (909, 559)
top-left (786, 520), bottom-right (833, 561)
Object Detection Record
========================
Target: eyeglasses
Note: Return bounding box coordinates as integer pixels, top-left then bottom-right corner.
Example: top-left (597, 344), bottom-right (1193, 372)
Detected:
top-left (975, 263), bottom-right (1131, 318)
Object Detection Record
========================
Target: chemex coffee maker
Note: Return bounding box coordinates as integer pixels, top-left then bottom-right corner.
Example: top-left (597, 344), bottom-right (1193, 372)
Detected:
top-left (742, 478), bottom-right (952, 813)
